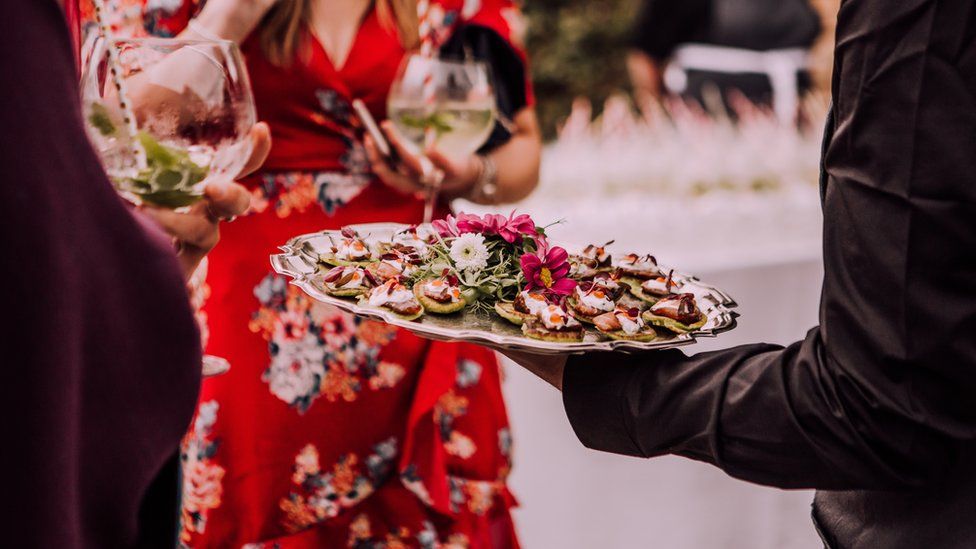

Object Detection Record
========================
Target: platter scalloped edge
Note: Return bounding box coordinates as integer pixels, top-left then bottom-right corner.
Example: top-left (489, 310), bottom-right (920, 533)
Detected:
top-left (270, 223), bottom-right (739, 355)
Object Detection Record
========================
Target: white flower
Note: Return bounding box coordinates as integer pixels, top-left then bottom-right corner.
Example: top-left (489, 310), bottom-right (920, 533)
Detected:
top-left (449, 233), bottom-right (489, 273)
top-left (264, 332), bottom-right (326, 406)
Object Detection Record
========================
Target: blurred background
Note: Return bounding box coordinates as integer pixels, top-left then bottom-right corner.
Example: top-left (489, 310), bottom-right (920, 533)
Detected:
top-left (462, 0), bottom-right (840, 547)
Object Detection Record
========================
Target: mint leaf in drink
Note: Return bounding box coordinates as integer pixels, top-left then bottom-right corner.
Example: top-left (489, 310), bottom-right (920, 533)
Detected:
top-left (88, 103), bottom-right (117, 137)
top-left (125, 133), bottom-right (209, 208)
top-left (426, 112), bottom-right (454, 135)
top-left (397, 112), bottom-right (454, 136)
top-left (137, 132), bottom-right (179, 168)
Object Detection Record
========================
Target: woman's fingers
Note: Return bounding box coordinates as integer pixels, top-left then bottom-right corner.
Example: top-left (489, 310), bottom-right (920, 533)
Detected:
top-left (204, 180), bottom-right (251, 220)
top-left (141, 202), bottom-right (216, 249)
top-left (426, 148), bottom-right (480, 194)
top-left (238, 122), bottom-right (272, 178)
top-left (380, 121), bottom-right (425, 176)
top-left (364, 135), bottom-right (423, 195)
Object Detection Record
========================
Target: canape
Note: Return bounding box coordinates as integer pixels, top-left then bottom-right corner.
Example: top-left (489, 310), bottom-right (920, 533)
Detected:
top-left (371, 250), bottom-right (421, 282)
top-left (359, 279), bottom-right (424, 321)
top-left (567, 283), bottom-right (616, 324)
top-left (494, 290), bottom-right (550, 326)
top-left (320, 228), bottom-right (376, 267)
top-left (390, 226), bottom-right (430, 256)
top-left (569, 242), bottom-right (614, 279)
top-left (522, 304), bottom-right (585, 342)
top-left (321, 265), bottom-right (378, 298)
top-left (616, 253), bottom-right (661, 280)
top-left (413, 275), bottom-right (466, 314)
top-left (641, 293), bottom-right (706, 333)
top-left (626, 270), bottom-right (680, 304)
top-left (593, 306), bottom-right (657, 342)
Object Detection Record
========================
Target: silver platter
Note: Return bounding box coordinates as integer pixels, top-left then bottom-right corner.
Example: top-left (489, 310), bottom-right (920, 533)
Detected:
top-left (271, 223), bottom-right (739, 355)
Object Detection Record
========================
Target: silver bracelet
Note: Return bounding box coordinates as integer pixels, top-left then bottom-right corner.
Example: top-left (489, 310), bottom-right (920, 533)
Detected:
top-left (188, 19), bottom-right (225, 42)
top-left (470, 154), bottom-right (498, 202)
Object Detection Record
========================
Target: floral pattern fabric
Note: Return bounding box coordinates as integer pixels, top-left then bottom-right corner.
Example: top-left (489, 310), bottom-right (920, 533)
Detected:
top-left (76, 0), bottom-right (528, 547)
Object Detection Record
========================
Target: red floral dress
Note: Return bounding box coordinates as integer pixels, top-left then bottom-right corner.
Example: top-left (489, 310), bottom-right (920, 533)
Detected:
top-left (75, 1), bottom-right (531, 547)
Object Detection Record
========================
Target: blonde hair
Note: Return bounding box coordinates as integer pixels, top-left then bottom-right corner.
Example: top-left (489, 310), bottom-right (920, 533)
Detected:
top-left (260, 0), bottom-right (419, 66)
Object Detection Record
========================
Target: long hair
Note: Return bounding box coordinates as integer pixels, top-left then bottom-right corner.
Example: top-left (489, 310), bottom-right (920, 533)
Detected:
top-left (260, 0), bottom-right (419, 67)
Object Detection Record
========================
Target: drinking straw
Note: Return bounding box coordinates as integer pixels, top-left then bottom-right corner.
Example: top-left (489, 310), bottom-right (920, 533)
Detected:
top-left (89, 0), bottom-right (146, 168)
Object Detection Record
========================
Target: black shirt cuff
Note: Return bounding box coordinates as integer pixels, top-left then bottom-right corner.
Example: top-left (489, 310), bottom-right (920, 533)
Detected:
top-left (562, 353), bottom-right (645, 457)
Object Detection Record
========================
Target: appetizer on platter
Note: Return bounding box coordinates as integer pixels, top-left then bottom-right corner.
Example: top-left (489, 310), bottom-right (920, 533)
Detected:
top-left (360, 278), bottom-right (424, 320)
top-left (372, 248), bottom-right (422, 281)
top-left (388, 226), bottom-right (430, 256)
top-left (642, 293), bottom-right (707, 333)
top-left (570, 241), bottom-right (614, 279)
top-left (321, 265), bottom-right (378, 297)
top-left (298, 212), bottom-right (725, 350)
top-left (413, 274), bottom-right (466, 314)
top-left (594, 306), bottom-right (657, 342)
top-left (320, 228), bottom-right (375, 266)
top-left (522, 304), bottom-right (585, 342)
top-left (495, 289), bottom-right (550, 326)
top-left (567, 283), bottom-right (616, 324)
top-left (626, 269), bottom-right (681, 303)
top-left (616, 253), bottom-right (662, 280)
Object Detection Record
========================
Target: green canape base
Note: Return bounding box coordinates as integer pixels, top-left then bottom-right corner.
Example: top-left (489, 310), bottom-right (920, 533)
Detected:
top-left (413, 283), bottom-right (466, 314)
top-left (521, 321), bottom-right (585, 342)
top-left (640, 312), bottom-right (706, 334)
top-left (494, 302), bottom-right (532, 326)
top-left (356, 296), bottom-right (424, 321)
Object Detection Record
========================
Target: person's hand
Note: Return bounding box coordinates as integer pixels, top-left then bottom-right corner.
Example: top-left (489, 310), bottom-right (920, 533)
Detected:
top-left (140, 180), bottom-right (251, 279)
top-left (495, 348), bottom-right (569, 391)
top-left (190, 0), bottom-right (280, 44)
top-left (363, 121), bottom-right (481, 199)
top-left (239, 122), bottom-right (272, 178)
top-left (139, 122), bottom-right (270, 279)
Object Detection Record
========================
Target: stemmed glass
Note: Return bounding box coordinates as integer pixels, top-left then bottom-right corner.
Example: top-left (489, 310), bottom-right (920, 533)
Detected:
top-left (80, 37), bottom-right (257, 376)
top-left (387, 54), bottom-right (496, 223)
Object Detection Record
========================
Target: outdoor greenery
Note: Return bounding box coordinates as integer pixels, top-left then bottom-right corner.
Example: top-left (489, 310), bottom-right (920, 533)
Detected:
top-left (523, 0), bottom-right (642, 139)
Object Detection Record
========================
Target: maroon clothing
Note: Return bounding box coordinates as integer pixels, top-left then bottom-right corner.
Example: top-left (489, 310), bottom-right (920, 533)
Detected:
top-left (564, 0), bottom-right (976, 547)
top-left (0, 2), bottom-right (201, 547)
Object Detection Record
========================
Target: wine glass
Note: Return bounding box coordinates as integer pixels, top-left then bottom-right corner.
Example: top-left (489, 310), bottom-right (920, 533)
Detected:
top-left (387, 54), bottom-right (496, 223)
top-left (81, 37), bottom-right (256, 376)
top-left (80, 37), bottom-right (256, 209)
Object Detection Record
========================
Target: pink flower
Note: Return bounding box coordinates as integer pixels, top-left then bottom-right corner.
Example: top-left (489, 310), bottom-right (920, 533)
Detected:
top-left (435, 211), bottom-right (539, 243)
top-left (454, 212), bottom-right (489, 234)
top-left (521, 245), bottom-right (576, 296)
top-left (431, 215), bottom-right (461, 238)
top-left (487, 211), bottom-right (537, 243)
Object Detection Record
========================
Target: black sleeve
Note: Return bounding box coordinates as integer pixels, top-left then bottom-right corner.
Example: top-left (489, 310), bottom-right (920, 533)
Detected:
top-left (439, 23), bottom-right (529, 152)
top-left (563, 0), bottom-right (976, 491)
top-left (630, 0), bottom-right (710, 60)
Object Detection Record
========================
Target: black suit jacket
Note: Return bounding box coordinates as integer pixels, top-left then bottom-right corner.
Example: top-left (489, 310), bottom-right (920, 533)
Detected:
top-left (563, 1), bottom-right (976, 547)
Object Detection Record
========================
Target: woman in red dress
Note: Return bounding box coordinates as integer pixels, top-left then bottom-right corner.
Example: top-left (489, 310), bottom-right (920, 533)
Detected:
top-left (79, 0), bottom-right (540, 546)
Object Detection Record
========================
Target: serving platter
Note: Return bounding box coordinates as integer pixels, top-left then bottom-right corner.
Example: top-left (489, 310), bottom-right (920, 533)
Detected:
top-left (271, 223), bottom-right (739, 355)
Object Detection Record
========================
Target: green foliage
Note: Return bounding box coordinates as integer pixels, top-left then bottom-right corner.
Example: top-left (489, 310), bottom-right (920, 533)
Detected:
top-left (524, 0), bottom-right (641, 139)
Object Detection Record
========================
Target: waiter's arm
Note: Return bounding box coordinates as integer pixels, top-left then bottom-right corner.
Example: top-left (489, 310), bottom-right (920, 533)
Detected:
top-left (507, 0), bottom-right (976, 491)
